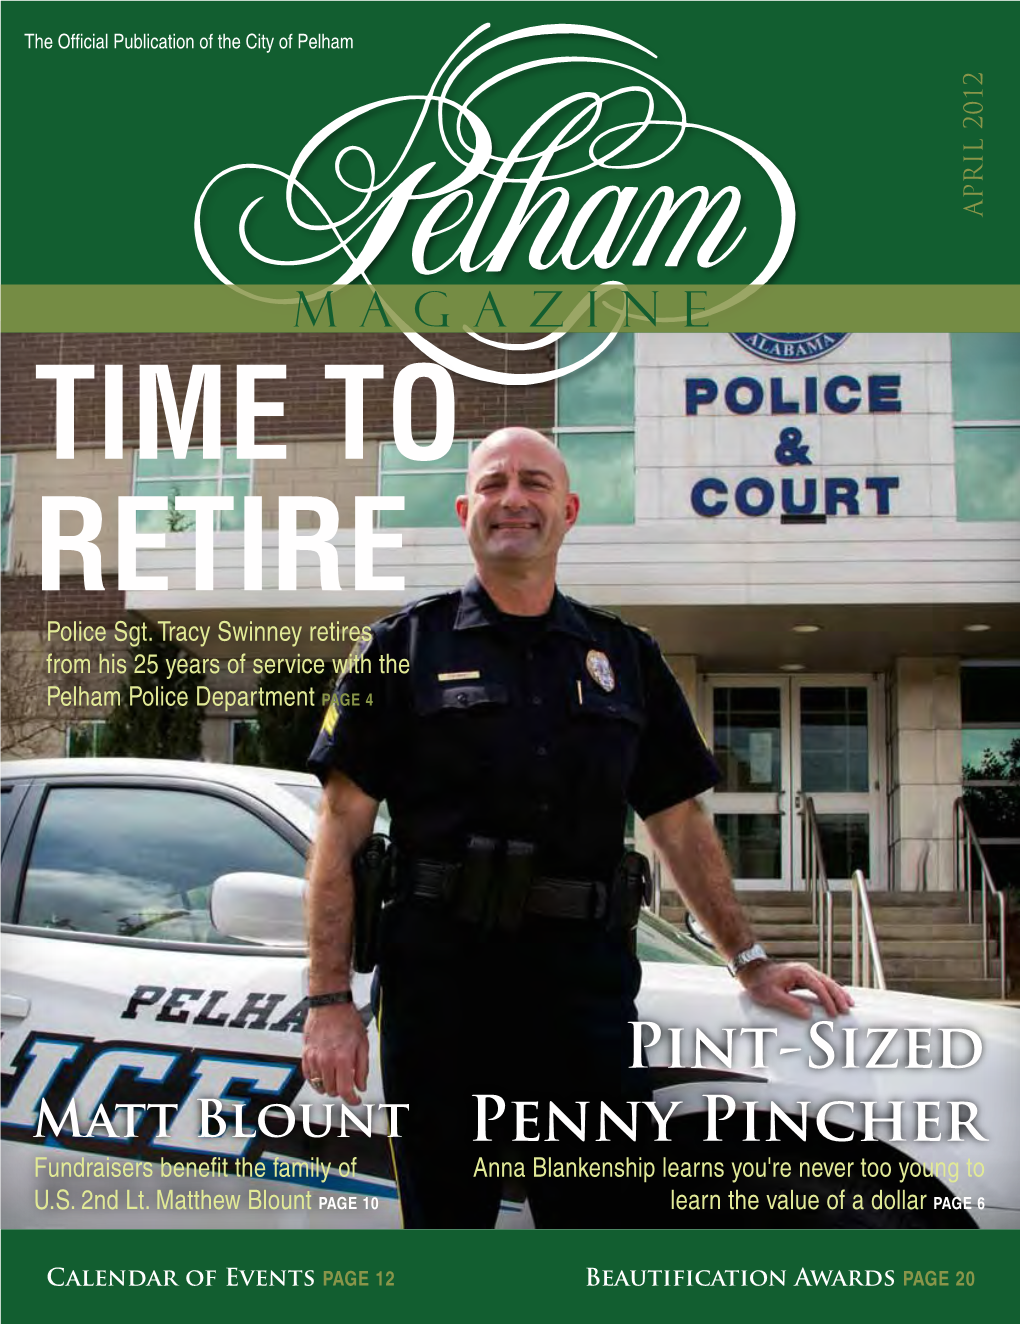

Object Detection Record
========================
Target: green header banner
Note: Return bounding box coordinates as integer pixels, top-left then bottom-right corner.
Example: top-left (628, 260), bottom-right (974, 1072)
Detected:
top-left (2, 1), bottom-right (1017, 321)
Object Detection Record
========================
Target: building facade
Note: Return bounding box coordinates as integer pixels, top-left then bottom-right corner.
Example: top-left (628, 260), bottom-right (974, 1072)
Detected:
top-left (2, 331), bottom-right (1018, 894)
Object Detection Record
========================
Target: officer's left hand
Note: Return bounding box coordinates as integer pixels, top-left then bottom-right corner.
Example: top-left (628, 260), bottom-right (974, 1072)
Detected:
top-left (737, 961), bottom-right (854, 1019)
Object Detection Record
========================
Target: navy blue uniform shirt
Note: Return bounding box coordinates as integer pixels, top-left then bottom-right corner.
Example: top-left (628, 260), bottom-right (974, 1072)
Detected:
top-left (308, 578), bottom-right (720, 880)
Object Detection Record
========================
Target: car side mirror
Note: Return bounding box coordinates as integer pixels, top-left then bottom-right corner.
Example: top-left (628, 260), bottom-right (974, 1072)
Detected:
top-left (684, 910), bottom-right (716, 949)
top-left (211, 872), bottom-right (306, 947)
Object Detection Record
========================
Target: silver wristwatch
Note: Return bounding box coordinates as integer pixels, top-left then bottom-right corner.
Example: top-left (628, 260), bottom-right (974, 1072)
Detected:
top-left (727, 943), bottom-right (769, 977)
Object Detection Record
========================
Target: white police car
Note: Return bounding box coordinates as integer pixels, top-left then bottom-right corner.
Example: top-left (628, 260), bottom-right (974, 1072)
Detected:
top-left (2, 760), bottom-right (1017, 1229)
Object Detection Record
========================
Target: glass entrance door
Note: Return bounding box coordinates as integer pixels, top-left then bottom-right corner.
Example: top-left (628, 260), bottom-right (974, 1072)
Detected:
top-left (705, 681), bottom-right (793, 887)
top-left (703, 677), bottom-right (882, 889)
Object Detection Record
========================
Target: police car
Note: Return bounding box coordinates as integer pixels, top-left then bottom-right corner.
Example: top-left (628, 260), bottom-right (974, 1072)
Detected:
top-left (2, 759), bottom-right (1017, 1229)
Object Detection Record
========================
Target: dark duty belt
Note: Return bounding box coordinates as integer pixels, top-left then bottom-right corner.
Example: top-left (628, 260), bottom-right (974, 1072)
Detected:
top-left (403, 857), bottom-right (610, 922)
top-left (396, 838), bottom-right (650, 934)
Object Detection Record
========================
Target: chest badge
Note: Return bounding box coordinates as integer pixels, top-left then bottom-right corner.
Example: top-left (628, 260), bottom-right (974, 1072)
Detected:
top-left (586, 649), bottom-right (616, 693)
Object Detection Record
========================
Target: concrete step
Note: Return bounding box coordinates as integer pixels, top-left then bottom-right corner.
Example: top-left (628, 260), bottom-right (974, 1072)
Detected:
top-left (781, 953), bottom-right (998, 974)
top-left (747, 922), bottom-right (986, 942)
top-left (657, 891), bottom-right (1007, 997)
top-left (765, 938), bottom-right (996, 960)
top-left (862, 924), bottom-right (985, 940)
top-left (737, 903), bottom-right (974, 926)
top-left (821, 969), bottom-right (996, 990)
top-left (874, 956), bottom-right (1000, 979)
top-left (726, 890), bottom-right (974, 909)
top-left (662, 912), bottom-right (988, 945)
top-left (886, 977), bottom-right (1004, 1000)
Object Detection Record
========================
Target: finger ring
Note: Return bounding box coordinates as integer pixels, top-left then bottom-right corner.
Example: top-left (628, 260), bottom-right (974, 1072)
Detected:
top-left (310, 1076), bottom-right (324, 1091)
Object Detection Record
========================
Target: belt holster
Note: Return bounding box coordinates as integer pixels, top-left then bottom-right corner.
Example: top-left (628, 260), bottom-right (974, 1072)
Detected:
top-left (609, 849), bottom-right (652, 934)
top-left (351, 834), bottom-right (394, 973)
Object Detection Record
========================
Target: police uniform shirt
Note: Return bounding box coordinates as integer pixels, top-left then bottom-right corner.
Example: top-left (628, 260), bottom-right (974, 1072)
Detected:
top-left (309, 578), bottom-right (721, 880)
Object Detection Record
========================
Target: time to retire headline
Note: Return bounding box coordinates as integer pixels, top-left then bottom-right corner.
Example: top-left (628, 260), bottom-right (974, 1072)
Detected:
top-left (35, 360), bottom-right (473, 594)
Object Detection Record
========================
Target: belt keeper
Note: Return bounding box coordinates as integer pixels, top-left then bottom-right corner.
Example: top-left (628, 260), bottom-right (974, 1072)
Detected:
top-left (496, 840), bottom-right (535, 932)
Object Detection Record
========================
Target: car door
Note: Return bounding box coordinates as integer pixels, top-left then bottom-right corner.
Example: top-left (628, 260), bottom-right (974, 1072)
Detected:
top-left (0, 772), bottom-right (397, 1228)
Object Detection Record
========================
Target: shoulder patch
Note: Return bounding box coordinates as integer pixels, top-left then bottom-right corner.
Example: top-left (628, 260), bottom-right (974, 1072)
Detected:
top-left (321, 695), bottom-right (340, 737)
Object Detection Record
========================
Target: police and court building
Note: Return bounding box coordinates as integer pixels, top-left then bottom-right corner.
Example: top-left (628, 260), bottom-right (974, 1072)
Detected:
top-left (2, 330), bottom-right (1018, 910)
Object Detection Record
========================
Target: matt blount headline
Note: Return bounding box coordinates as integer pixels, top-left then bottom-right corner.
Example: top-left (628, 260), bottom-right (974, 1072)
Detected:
top-left (34, 1022), bottom-right (989, 1146)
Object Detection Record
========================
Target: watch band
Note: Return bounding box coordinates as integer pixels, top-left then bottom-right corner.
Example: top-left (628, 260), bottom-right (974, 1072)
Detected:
top-left (727, 943), bottom-right (769, 977)
top-left (305, 991), bottom-right (354, 1008)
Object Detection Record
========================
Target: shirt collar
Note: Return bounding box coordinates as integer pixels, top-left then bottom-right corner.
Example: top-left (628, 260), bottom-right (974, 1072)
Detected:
top-left (453, 577), bottom-right (595, 642)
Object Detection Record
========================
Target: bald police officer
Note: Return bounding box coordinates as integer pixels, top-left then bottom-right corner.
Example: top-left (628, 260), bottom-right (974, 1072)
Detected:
top-left (304, 427), bottom-right (851, 1228)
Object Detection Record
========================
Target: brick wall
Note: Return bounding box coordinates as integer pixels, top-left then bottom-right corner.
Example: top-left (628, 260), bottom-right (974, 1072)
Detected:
top-left (2, 573), bottom-right (126, 633)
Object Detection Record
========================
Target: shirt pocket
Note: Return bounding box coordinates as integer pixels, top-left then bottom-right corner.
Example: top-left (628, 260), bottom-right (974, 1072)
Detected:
top-left (409, 681), bottom-right (512, 786)
top-left (566, 689), bottom-right (645, 800)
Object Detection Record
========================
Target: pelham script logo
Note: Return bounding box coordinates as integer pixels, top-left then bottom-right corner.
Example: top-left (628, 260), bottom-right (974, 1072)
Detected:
top-left (195, 23), bottom-right (796, 384)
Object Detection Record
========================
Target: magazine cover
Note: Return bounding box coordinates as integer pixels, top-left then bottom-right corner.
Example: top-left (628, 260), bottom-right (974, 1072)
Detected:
top-left (2, 0), bottom-right (1018, 1315)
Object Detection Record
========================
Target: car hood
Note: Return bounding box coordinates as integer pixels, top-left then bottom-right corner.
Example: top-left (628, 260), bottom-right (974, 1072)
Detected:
top-left (635, 962), bottom-right (1020, 1213)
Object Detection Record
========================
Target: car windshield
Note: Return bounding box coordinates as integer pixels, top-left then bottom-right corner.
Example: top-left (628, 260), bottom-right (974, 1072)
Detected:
top-left (637, 909), bottom-right (723, 967)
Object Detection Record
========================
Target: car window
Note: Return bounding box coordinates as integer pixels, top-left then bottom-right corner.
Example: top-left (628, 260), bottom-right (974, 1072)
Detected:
top-left (276, 781), bottom-right (322, 813)
top-left (18, 785), bottom-right (306, 943)
top-left (637, 910), bottom-right (724, 966)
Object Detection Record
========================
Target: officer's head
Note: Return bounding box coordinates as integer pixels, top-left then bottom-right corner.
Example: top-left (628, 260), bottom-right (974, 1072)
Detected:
top-left (456, 429), bottom-right (580, 573)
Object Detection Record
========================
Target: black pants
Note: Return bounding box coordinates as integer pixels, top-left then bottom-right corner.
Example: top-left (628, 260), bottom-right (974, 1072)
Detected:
top-left (378, 901), bottom-right (655, 1228)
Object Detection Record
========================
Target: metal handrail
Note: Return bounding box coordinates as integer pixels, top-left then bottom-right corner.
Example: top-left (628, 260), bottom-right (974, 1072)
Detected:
top-left (953, 797), bottom-right (1009, 1000)
top-left (849, 868), bottom-right (886, 990)
top-left (801, 796), bottom-right (833, 976)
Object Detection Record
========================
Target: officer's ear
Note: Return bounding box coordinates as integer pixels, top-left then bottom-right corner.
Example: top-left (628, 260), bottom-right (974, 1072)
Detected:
top-left (564, 492), bottom-right (580, 530)
top-left (455, 494), bottom-right (469, 528)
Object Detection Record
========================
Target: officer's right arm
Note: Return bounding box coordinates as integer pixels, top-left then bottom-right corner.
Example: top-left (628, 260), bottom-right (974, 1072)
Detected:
top-left (302, 769), bottom-right (378, 1104)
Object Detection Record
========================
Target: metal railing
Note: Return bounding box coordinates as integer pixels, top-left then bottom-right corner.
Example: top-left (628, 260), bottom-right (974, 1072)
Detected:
top-left (801, 796), bottom-right (833, 976)
top-left (802, 799), bottom-right (886, 989)
top-left (849, 868), bottom-right (886, 990)
top-left (953, 797), bottom-right (1009, 1000)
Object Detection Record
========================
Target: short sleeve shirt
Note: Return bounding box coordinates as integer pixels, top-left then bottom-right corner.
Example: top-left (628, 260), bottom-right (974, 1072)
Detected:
top-left (309, 579), bottom-right (720, 880)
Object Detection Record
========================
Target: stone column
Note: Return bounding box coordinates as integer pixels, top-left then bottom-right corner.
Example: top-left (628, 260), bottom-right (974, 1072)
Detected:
top-left (888, 658), bottom-right (962, 891)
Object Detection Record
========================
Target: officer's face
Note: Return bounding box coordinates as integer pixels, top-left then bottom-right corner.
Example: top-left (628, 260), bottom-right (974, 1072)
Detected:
top-left (456, 434), bottom-right (580, 568)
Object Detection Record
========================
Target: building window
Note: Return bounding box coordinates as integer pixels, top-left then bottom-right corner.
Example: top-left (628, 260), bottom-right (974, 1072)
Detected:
top-left (66, 720), bottom-right (112, 758)
top-left (555, 334), bottom-right (635, 525)
top-left (379, 439), bottom-right (475, 528)
top-left (376, 334), bottom-right (635, 529)
top-left (132, 446), bottom-right (252, 532)
top-left (961, 661), bottom-right (1020, 891)
top-left (952, 334), bottom-right (1020, 522)
top-left (1, 453), bottom-right (14, 569)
